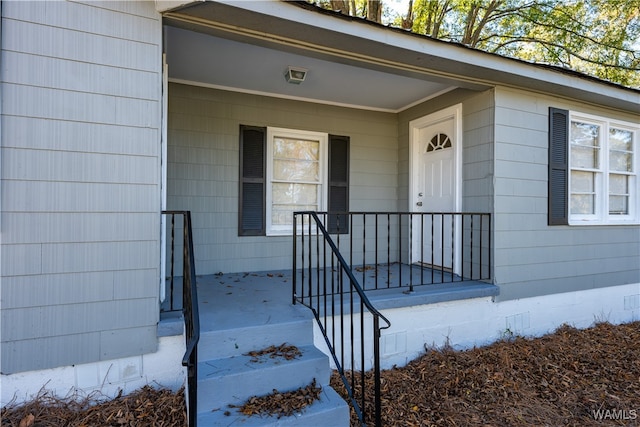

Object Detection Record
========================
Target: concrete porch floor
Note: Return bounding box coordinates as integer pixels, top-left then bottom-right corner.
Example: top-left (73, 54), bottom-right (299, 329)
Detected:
top-left (159, 264), bottom-right (498, 334)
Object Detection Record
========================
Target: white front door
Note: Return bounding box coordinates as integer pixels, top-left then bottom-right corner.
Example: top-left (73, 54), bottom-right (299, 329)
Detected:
top-left (409, 105), bottom-right (462, 272)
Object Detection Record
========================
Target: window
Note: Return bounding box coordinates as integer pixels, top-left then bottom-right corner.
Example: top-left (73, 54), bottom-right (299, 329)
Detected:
top-left (548, 108), bottom-right (638, 225)
top-left (267, 128), bottom-right (328, 235)
top-left (239, 125), bottom-right (349, 236)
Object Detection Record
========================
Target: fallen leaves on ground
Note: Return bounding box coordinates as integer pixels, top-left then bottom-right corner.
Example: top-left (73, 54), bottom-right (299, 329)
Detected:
top-left (1, 386), bottom-right (185, 427)
top-left (332, 321), bottom-right (640, 426)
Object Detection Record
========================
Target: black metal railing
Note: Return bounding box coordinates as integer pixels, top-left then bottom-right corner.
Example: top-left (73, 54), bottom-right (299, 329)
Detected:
top-left (163, 211), bottom-right (200, 427)
top-left (293, 212), bottom-right (391, 427)
top-left (162, 212), bottom-right (182, 314)
top-left (298, 211), bottom-right (491, 295)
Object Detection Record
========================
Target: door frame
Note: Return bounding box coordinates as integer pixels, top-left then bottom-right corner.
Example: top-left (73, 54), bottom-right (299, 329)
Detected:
top-left (408, 103), bottom-right (463, 273)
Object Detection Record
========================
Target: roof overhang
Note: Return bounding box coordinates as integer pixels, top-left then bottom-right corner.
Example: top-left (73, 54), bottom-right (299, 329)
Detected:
top-left (162, 0), bottom-right (640, 113)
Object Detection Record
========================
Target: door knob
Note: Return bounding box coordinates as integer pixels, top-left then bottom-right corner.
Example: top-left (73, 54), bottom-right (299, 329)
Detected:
top-left (416, 202), bottom-right (423, 206)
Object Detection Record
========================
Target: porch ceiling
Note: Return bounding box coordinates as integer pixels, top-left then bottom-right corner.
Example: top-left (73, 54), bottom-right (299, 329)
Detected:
top-left (162, 1), bottom-right (484, 113)
top-left (164, 25), bottom-right (453, 112)
top-left (163, 1), bottom-right (640, 113)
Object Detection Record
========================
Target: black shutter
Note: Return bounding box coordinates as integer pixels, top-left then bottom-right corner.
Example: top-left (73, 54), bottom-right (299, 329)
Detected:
top-left (328, 135), bottom-right (349, 234)
top-left (548, 108), bottom-right (569, 225)
top-left (239, 125), bottom-right (266, 235)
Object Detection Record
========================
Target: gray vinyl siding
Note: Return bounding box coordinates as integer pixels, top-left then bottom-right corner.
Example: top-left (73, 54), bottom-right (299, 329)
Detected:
top-left (493, 87), bottom-right (640, 301)
top-left (167, 83), bottom-right (398, 274)
top-left (0, 1), bottom-right (162, 373)
top-left (460, 91), bottom-right (495, 213)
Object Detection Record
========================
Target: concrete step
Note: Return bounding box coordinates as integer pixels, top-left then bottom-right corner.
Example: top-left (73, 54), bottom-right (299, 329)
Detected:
top-left (197, 344), bottom-right (331, 411)
top-left (196, 385), bottom-right (350, 426)
top-left (198, 318), bottom-right (314, 361)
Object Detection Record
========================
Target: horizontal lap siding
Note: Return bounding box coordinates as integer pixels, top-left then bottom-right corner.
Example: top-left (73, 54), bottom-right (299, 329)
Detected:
top-left (461, 91), bottom-right (494, 213)
top-left (493, 87), bottom-right (640, 300)
top-left (167, 83), bottom-right (398, 274)
top-left (1, 1), bottom-right (162, 373)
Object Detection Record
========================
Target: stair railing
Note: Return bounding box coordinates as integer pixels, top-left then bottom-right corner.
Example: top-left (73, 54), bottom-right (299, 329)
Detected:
top-left (163, 211), bottom-right (200, 427)
top-left (293, 211), bottom-right (391, 427)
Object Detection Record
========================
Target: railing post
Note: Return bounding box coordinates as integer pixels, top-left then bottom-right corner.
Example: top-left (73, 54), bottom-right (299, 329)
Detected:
top-left (292, 213), bottom-right (297, 305)
top-left (169, 214), bottom-right (175, 311)
top-left (408, 213), bottom-right (413, 292)
top-left (373, 315), bottom-right (382, 427)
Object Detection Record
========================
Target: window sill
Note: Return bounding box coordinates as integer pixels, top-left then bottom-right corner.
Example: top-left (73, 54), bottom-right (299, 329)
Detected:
top-left (569, 219), bottom-right (639, 226)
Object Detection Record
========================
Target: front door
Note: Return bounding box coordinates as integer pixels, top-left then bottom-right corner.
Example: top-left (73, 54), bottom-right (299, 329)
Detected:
top-left (409, 105), bottom-right (462, 272)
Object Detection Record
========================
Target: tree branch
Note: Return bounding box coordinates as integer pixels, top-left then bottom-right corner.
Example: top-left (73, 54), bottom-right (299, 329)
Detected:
top-left (492, 37), bottom-right (640, 71)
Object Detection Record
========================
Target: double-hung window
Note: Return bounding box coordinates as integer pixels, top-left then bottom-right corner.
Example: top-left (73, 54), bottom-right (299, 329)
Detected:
top-left (267, 128), bottom-right (328, 235)
top-left (548, 108), bottom-right (638, 225)
top-left (239, 125), bottom-right (349, 236)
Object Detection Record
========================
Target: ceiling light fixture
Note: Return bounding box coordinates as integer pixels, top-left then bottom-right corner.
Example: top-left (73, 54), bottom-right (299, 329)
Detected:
top-left (285, 66), bottom-right (307, 84)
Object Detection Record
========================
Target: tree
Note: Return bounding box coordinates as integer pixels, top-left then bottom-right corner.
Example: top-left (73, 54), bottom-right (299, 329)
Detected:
top-left (410, 0), bottom-right (640, 87)
top-left (316, 0), bottom-right (381, 20)
top-left (309, 0), bottom-right (640, 88)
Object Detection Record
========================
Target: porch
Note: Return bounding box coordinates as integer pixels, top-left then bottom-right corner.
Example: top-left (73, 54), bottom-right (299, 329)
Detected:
top-left (161, 266), bottom-right (498, 321)
top-left (160, 268), bottom-right (497, 426)
top-left (160, 210), bottom-right (495, 425)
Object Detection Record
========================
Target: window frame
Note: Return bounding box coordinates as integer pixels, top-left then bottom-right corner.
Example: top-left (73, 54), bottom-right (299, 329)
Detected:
top-left (265, 127), bottom-right (329, 236)
top-left (568, 111), bottom-right (638, 225)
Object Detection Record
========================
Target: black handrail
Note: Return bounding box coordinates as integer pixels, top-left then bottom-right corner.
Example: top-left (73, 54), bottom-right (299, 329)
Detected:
top-left (163, 211), bottom-right (200, 427)
top-left (293, 211), bottom-right (391, 427)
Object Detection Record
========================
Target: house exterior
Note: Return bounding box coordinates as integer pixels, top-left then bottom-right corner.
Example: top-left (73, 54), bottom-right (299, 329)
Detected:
top-left (1, 0), bottom-right (638, 408)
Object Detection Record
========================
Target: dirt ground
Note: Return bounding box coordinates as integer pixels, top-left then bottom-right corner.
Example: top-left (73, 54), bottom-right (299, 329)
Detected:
top-left (2, 321), bottom-right (639, 426)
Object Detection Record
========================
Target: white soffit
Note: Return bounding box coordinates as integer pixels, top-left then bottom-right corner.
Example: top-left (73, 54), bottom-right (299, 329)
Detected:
top-left (164, 0), bottom-right (639, 112)
top-left (165, 25), bottom-right (455, 112)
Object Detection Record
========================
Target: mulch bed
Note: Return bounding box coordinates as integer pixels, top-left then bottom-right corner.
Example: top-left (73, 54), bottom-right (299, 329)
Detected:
top-left (3, 321), bottom-right (639, 426)
top-left (332, 321), bottom-right (640, 426)
top-left (1, 386), bottom-right (185, 427)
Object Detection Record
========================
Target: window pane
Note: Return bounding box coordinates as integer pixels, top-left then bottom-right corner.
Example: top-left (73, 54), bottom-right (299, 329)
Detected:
top-left (571, 121), bottom-right (600, 169)
top-left (570, 146), bottom-right (599, 169)
top-left (272, 183), bottom-right (318, 205)
top-left (273, 138), bottom-right (319, 161)
top-left (272, 205), bottom-right (317, 225)
top-left (609, 174), bottom-right (628, 194)
top-left (571, 122), bottom-right (600, 147)
top-left (610, 128), bottom-right (632, 151)
top-left (272, 204), bottom-right (317, 225)
top-left (570, 169), bottom-right (595, 215)
top-left (273, 159), bottom-right (319, 181)
top-left (570, 194), bottom-right (594, 214)
top-left (609, 195), bottom-right (628, 215)
top-left (609, 151), bottom-right (633, 172)
top-left (570, 170), bottom-right (594, 193)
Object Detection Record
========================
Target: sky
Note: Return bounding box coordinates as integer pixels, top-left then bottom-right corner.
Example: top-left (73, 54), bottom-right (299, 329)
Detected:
top-left (383, 0), bottom-right (411, 24)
